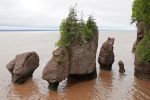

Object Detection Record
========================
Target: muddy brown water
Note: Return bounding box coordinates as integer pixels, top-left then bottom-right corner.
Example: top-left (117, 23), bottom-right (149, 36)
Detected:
top-left (0, 31), bottom-right (150, 100)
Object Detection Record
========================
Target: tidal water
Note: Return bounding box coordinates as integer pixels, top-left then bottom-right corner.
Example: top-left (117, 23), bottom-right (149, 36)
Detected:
top-left (0, 31), bottom-right (150, 100)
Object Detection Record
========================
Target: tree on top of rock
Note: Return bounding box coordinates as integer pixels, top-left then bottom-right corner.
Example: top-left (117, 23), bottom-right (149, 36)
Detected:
top-left (57, 7), bottom-right (98, 47)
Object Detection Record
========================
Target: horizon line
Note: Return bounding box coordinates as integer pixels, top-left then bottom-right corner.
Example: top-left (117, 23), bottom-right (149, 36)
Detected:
top-left (0, 29), bottom-right (136, 31)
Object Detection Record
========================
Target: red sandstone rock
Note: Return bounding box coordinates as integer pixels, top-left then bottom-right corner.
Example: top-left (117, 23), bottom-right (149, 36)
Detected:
top-left (6, 52), bottom-right (39, 84)
top-left (42, 47), bottom-right (69, 83)
top-left (98, 37), bottom-right (115, 71)
top-left (118, 60), bottom-right (125, 73)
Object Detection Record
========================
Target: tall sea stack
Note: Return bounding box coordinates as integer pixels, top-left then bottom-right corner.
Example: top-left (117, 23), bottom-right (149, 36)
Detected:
top-left (98, 37), bottom-right (115, 71)
top-left (42, 7), bottom-right (99, 89)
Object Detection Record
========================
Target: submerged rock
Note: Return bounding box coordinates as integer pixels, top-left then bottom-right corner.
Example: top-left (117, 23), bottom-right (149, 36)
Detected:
top-left (98, 37), bottom-right (115, 71)
top-left (42, 47), bottom-right (69, 89)
top-left (6, 52), bottom-right (39, 84)
top-left (68, 32), bottom-right (98, 76)
top-left (118, 60), bottom-right (125, 73)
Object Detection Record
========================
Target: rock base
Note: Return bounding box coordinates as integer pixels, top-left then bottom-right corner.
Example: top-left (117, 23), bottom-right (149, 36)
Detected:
top-left (134, 60), bottom-right (150, 80)
top-left (12, 73), bottom-right (33, 84)
top-left (68, 68), bottom-right (97, 81)
top-left (135, 69), bottom-right (150, 80)
top-left (48, 82), bottom-right (59, 90)
top-left (100, 64), bottom-right (113, 71)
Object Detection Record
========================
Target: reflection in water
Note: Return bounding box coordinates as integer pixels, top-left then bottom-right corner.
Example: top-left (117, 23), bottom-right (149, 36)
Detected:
top-left (2, 79), bottom-right (42, 100)
top-left (91, 71), bottom-right (114, 100)
top-left (0, 31), bottom-right (150, 100)
top-left (132, 78), bottom-right (150, 100)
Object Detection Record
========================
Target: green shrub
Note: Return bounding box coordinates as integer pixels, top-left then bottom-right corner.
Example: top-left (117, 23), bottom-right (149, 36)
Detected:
top-left (136, 31), bottom-right (150, 63)
top-left (132, 0), bottom-right (150, 24)
top-left (56, 7), bottom-right (98, 47)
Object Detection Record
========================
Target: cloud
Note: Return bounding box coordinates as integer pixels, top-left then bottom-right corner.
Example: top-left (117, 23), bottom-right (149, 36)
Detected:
top-left (0, 0), bottom-right (135, 30)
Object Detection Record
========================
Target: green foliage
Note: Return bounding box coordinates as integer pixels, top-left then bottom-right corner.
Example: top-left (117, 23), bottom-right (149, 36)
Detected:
top-left (86, 16), bottom-right (98, 34)
top-left (133, 0), bottom-right (150, 63)
top-left (57, 7), bottom-right (98, 47)
top-left (136, 31), bottom-right (150, 63)
top-left (57, 19), bottom-right (70, 47)
top-left (84, 16), bottom-right (98, 41)
top-left (57, 55), bottom-right (64, 65)
top-left (83, 26), bottom-right (93, 41)
top-left (132, 0), bottom-right (150, 24)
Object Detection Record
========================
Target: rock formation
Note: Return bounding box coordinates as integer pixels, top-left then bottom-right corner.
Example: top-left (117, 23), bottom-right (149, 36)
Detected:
top-left (132, 0), bottom-right (150, 80)
top-left (133, 22), bottom-right (150, 80)
top-left (42, 33), bottom-right (98, 89)
top-left (42, 47), bottom-right (69, 89)
top-left (118, 60), bottom-right (125, 73)
top-left (134, 32), bottom-right (150, 80)
top-left (132, 21), bottom-right (148, 52)
top-left (68, 32), bottom-right (98, 75)
top-left (6, 52), bottom-right (39, 84)
top-left (42, 7), bottom-right (99, 90)
top-left (98, 37), bottom-right (115, 71)
top-left (134, 57), bottom-right (150, 80)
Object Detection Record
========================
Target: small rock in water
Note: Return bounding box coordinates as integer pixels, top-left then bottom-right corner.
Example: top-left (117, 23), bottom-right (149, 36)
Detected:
top-left (118, 60), bottom-right (125, 73)
top-left (6, 52), bottom-right (39, 84)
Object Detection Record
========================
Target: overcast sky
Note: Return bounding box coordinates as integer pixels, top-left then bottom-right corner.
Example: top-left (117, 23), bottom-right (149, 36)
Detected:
top-left (0, 0), bottom-right (135, 30)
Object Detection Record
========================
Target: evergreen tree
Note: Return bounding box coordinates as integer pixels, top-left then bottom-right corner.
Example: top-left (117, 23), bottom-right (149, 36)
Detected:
top-left (57, 7), bottom-right (98, 47)
top-left (86, 16), bottom-right (98, 33)
top-left (84, 16), bottom-right (98, 41)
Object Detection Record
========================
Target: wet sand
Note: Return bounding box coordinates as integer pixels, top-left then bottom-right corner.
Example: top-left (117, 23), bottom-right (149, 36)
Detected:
top-left (0, 31), bottom-right (150, 100)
